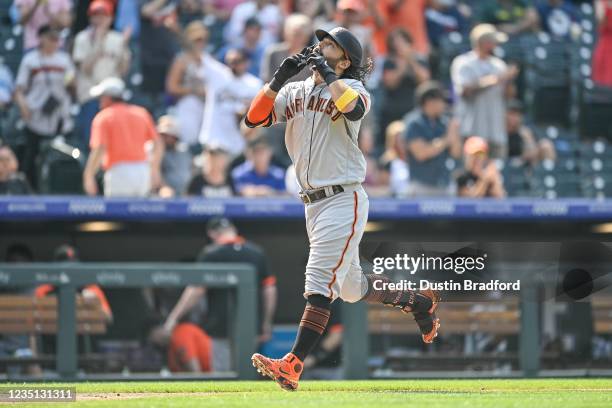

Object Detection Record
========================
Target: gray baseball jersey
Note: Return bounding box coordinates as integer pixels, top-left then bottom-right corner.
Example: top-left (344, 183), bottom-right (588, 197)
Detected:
top-left (270, 76), bottom-right (371, 190)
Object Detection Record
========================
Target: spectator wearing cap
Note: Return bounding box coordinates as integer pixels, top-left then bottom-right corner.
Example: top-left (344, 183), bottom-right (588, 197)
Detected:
top-left (224, 0), bottom-right (282, 48)
top-left (83, 77), bottom-right (163, 197)
top-left (159, 217), bottom-right (277, 361)
top-left (217, 17), bottom-right (266, 78)
top-left (14, 25), bottom-right (75, 189)
top-left (378, 28), bottom-right (430, 148)
top-left (0, 145), bottom-right (32, 195)
top-left (506, 100), bottom-right (556, 166)
top-left (198, 49), bottom-right (262, 156)
top-left (231, 136), bottom-right (286, 197)
top-left (73, 0), bottom-right (131, 151)
top-left (363, 0), bottom-right (429, 57)
top-left (157, 115), bottom-right (192, 197)
top-left (479, 0), bottom-right (539, 36)
top-left (166, 21), bottom-right (209, 146)
top-left (403, 81), bottom-right (462, 197)
top-left (261, 13), bottom-right (313, 83)
top-left (451, 24), bottom-right (519, 159)
top-left (15, 0), bottom-right (72, 51)
top-left (187, 146), bottom-right (235, 198)
top-left (456, 136), bottom-right (506, 198)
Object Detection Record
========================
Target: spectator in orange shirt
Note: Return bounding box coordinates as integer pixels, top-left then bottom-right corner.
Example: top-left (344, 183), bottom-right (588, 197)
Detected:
top-left (83, 77), bottom-right (164, 197)
top-left (166, 322), bottom-right (213, 372)
top-left (364, 0), bottom-right (430, 57)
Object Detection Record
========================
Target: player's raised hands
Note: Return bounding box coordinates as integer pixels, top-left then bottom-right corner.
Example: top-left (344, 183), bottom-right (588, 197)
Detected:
top-left (307, 53), bottom-right (338, 85)
top-left (268, 46), bottom-right (313, 92)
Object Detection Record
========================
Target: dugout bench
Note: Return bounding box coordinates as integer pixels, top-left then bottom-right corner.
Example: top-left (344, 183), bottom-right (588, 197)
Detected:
top-left (0, 263), bottom-right (257, 380)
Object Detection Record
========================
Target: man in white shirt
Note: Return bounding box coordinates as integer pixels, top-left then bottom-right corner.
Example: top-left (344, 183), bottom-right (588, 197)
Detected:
top-left (199, 49), bottom-right (263, 156)
top-left (224, 0), bottom-right (282, 48)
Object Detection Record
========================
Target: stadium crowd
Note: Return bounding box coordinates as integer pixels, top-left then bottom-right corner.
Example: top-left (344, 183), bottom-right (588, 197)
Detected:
top-left (0, 0), bottom-right (611, 199)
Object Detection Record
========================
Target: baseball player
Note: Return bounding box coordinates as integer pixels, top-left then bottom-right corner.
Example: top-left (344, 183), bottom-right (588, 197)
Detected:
top-left (245, 27), bottom-right (441, 391)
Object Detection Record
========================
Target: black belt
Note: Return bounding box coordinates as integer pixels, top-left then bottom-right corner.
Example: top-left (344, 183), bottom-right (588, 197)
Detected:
top-left (299, 185), bottom-right (344, 204)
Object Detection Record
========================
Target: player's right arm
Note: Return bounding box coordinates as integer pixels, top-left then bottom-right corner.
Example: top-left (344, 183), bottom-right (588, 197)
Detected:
top-left (245, 47), bottom-right (312, 128)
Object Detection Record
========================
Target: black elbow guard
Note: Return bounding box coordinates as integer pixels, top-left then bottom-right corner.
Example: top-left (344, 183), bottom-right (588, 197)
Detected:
top-left (342, 97), bottom-right (365, 121)
top-left (244, 113), bottom-right (273, 128)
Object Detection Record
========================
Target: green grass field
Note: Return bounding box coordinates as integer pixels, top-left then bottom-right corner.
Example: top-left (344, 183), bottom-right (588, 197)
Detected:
top-left (4, 379), bottom-right (612, 407)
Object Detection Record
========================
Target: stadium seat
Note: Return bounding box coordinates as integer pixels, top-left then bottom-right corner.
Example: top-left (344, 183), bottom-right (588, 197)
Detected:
top-left (37, 138), bottom-right (84, 194)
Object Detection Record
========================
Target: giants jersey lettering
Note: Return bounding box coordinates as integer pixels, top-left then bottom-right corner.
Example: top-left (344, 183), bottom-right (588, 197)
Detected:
top-left (271, 77), bottom-right (371, 190)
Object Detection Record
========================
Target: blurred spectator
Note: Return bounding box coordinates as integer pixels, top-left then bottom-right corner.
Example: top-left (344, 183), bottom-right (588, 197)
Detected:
top-left (404, 81), bottom-right (462, 197)
top-left (0, 62), bottom-right (14, 110)
top-left (224, 0), bottom-right (282, 48)
top-left (261, 13), bottom-right (313, 83)
top-left (177, 0), bottom-right (205, 26)
top-left (293, 0), bottom-right (335, 28)
top-left (14, 0), bottom-right (72, 50)
top-left (14, 25), bottom-right (75, 189)
top-left (480, 0), bottom-right (539, 36)
top-left (115, 0), bottom-right (141, 39)
top-left (379, 121), bottom-right (409, 198)
top-left (73, 1), bottom-right (131, 150)
top-left (360, 127), bottom-right (389, 197)
top-left (159, 216), bottom-right (277, 347)
top-left (379, 28), bottom-right (430, 148)
top-left (166, 21), bottom-right (208, 146)
top-left (83, 77), bottom-right (163, 197)
top-left (536, 0), bottom-right (580, 40)
top-left (199, 48), bottom-right (262, 156)
top-left (139, 0), bottom-right (180, 104)
top-left (157, 115), bottom-right (192, 197)
top-left (506, 100), bottom-right (556, 166)
top-left (425, 0), bottom-right (469, 48)
top-left (217, 17), bottom-right (266, 78)
top-left (187, 145), bottom-right (235, 197)
top-left (323, 0), bottom-right (373, 58)
top-left (365, 0), bottom-right (429, 56)
top-left (0, 145), bottom-right (32, 195)
top-left (451, 24), bottom-right (519, 159)
top-left (456, 136), bottom-right (506, 198)
top-left (231, 136), bottom-right (286, 197)
top-left (592, 0), bottom-right (612, 86)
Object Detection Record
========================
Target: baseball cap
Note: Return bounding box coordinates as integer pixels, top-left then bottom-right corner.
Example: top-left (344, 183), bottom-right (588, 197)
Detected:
top-left (88, 0), bottom-right (113, 16)
top-left (90, 77), bottom-right (125, 98)
top-left (464, 136), bottom-right (489, 156)
top-left (157, 115), bottom-right (180, 137)
top-left (244, 17), bottom-right (262, 30)
top-left (247, 136), bottom-right (270, 150)
top-left (470, 24), bottom-right (508, 45)
top-left (206, 216), bottom-right (235, 233)
top-left (337, 0), bottom-right (365, 12)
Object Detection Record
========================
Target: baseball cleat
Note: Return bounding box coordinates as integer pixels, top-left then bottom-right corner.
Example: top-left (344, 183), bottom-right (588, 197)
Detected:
top-left (251, 352), bottom-right (303, 391)
top-left (416, 289), bottom-right (441, 344)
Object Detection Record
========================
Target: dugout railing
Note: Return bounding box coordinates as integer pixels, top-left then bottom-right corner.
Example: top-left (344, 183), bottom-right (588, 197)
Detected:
top-left (0, 263), bottom-right (257, 380)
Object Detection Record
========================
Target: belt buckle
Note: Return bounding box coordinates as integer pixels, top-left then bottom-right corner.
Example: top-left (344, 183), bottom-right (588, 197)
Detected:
top-left (299, 191), bottom-right (312, 204)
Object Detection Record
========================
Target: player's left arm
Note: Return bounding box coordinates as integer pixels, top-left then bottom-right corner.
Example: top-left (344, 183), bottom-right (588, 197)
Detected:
top-left (308, 55), bottom-right (369, 121)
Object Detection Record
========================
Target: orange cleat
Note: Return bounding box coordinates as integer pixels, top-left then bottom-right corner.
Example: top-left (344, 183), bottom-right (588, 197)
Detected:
top-left (416, 289), bottom-right (441, 344)
top-left (251, 352), bottom-right (303, 391)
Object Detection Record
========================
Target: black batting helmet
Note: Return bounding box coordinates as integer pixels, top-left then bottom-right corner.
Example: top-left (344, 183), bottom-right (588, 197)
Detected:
top-left (315, 27), bottom-right (363, 69)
